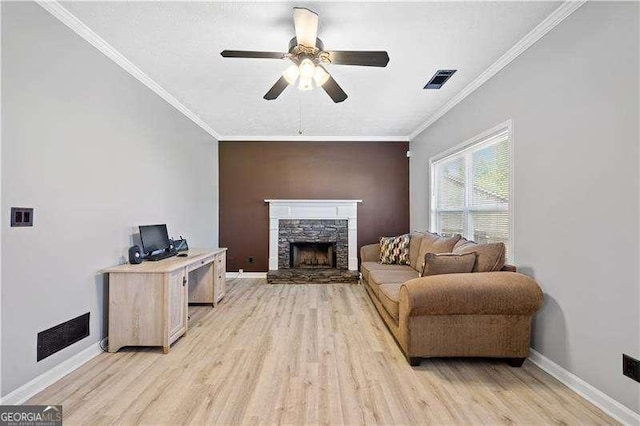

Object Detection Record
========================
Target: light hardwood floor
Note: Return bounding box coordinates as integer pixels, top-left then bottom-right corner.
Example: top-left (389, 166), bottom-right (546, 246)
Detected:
top-left (29, 278), bottom-right (615, 425)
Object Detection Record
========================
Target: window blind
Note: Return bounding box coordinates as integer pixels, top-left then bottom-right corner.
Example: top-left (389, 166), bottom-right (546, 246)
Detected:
top-left (431, 127), bottom-right (511, 258)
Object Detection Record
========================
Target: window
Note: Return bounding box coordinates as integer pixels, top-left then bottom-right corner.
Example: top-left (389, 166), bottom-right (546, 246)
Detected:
top-left (430, 122), bottom-right (512, 258)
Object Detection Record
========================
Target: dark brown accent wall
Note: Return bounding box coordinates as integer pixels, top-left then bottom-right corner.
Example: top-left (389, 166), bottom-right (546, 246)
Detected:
top-left (219, 141), bottom-right (410, 272)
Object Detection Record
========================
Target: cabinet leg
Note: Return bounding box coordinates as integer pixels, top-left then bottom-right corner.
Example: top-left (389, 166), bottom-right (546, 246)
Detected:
top-left (163, 346), bottom-right (170, 354)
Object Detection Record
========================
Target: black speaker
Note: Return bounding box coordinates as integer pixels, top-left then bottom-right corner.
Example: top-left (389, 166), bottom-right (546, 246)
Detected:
top-left (128, 245), bottom-right (143, 264)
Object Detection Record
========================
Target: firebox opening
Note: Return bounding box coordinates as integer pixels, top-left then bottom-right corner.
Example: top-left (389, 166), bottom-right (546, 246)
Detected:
top-left (290, 242), bottom-right (337, 269)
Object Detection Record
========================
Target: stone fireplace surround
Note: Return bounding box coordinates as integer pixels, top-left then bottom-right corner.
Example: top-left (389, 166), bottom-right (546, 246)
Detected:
top-left (278, 219), bottom-right (348, 269)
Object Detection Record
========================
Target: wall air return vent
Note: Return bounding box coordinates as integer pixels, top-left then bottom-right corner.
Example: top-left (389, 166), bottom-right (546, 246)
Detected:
top-left (37, 312), bottom-right (90, 361)
top-left (424, 70), bottom-right (457, 89)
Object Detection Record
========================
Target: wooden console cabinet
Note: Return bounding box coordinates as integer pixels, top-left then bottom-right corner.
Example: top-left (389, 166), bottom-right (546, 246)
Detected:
top-left (102, 248), bottom-right (227, 353)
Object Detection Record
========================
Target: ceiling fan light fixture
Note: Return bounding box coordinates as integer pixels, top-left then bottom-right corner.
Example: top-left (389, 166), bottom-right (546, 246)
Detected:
top-left (298, 76), bottom-right (313, 91)
top-left (221, 7), bottom-right (389, 103)
top-left (313, 66), bottom-right (330, 87)
top-left (298, 58), bottom-right (316, 79)
top-left (282, 64), bottom-right (300, 85)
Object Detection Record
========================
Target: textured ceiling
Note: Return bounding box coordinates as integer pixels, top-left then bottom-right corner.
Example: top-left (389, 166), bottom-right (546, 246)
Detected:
top-left (60, 1), bottom-right (560, 138)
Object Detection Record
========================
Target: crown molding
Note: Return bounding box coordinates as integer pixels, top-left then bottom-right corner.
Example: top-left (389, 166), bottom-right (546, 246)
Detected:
top-left (408, 0), bottom-right (587, 140)
top-left (220, 135), bottom-right (409, 142)
top-left (35, 1), bottom-right (406, 143)
top-left (36, 1), bottom-right (221, 141)
top-left (37, 0), bottom-right (585, 143)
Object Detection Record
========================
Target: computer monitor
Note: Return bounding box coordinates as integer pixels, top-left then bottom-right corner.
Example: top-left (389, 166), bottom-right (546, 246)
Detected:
top-left (139, 224), bottom-right (170, 255)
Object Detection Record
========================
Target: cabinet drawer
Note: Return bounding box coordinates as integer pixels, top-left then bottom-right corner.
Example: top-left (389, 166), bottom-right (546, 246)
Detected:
top-left (187, 255), bottom-right (215, 273)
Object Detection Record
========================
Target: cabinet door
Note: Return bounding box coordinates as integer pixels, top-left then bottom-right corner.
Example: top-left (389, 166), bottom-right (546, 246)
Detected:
top-left (215, 252), bottom-right (226, 302)
top-left (168, 270), bottom-right (187, 339)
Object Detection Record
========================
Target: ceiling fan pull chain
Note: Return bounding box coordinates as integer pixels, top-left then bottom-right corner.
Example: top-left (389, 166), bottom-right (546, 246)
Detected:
top-left (298, 95), bottom-right (303, 135)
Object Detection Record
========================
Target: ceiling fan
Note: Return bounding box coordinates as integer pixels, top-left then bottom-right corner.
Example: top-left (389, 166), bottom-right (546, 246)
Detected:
top-left (220, 7), bottom-right (389, 103)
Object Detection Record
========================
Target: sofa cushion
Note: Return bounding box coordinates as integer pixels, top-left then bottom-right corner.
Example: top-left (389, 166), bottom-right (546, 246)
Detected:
top-left (377, 283), bottom-right (402, 321)
top-left (379, 234), bottom-right (410, 265)
top-left (422, 252), bottom-right (477, 276)
top-left (369, 269), bottom-right (419, 287)
top-left (361, 262), bottom-right (413, 283)
top-left (362, 262), bottom-right (406, 284)
top-left (360, 243), bottom-right (381, 263)
top-left (454, 237), bottom-right (476, 251)
top-left (409, 232), bottom-right (425, 270)
top-left (453, 240), bottom-right (506, 272)
top-left (417, 232), bottom-right (461, 274)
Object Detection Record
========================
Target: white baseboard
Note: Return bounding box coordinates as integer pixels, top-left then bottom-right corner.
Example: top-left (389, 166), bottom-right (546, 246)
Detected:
top-left (226, 272), bottom-right (267, 279)
top-left (1, 343), bottom-right (102, 405)
top-left (528, 348), bottom-right (640, 425)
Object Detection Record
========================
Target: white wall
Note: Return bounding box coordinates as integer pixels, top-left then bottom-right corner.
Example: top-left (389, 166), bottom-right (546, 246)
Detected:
top-left (410, 1), bottom-right (639, 414)
top-left (1, 2), bottom-right (218, 395)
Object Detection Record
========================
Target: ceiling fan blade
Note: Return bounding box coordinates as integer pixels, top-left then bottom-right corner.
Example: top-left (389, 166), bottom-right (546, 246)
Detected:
top-left (293, 7), bottom-right (318, 48)
top-left (327, 51), bottom-right (390, 67)
top-left (221, 50), bottom-right (287, 59)
top-left (263, 76), bottom-right (289, 100)
top-left (322, 74), bottom-right (348, 103)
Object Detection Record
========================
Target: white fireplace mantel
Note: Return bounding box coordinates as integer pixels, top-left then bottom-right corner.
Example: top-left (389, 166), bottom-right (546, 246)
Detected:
top-left (265, 199), bottom-right (362, 271)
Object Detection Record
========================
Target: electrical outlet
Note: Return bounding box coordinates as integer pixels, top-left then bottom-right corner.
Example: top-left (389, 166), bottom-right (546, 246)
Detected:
top-left (623, 354), bottom-right (640, 382)
top-left (11, 207), bottom-right (34, 227)
top-left (248, 256), bottom-right (254, 263)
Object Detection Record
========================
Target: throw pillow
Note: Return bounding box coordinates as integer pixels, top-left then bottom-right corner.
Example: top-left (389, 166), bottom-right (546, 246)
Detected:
top-left (379, 234), bottom-right (410, 265)
top-left (422, 252), bottom-right (477, 276)
top-left (417, 232), bottom-right (462, 272)
top-left (453, 240), bottom-right (506, 272)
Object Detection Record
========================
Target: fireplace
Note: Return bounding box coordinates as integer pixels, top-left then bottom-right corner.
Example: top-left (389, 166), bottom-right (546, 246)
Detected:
top-left (290, 242), bottom-right (336, 269)
top-left (277, 219), bottom-right (348, 270)
top-left (265, 200), bottom-right (361, 283)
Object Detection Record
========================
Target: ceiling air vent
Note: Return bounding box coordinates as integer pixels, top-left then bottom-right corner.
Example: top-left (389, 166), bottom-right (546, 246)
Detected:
top-left (424, 70), bottom-right (457, 89)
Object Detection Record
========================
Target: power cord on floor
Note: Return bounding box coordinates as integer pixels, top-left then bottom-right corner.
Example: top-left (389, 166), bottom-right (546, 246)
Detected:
top-left (99, 337), bottom-right (109, 352)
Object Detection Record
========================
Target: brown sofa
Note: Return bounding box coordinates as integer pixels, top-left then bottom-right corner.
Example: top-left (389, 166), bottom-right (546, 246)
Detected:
top-left (360, 233), bottom-right (543, 367)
